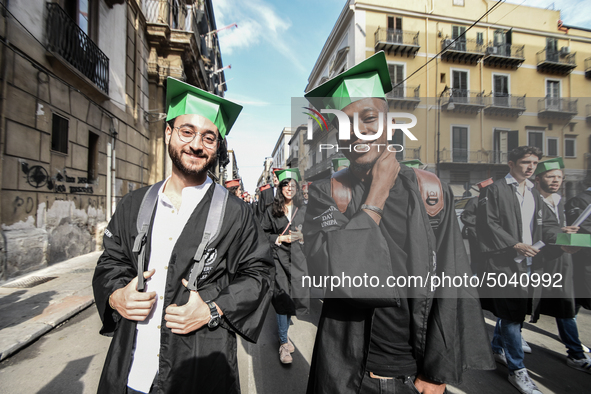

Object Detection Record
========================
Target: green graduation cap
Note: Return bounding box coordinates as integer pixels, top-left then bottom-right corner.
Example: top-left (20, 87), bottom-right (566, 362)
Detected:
top-left (276, 168), bottom-right (301, 183)
top-left (555, 233), bottom-right (591, 248)
top-left (400, 159), bottom-right (423, 169)
top-left (166, 77), bottom-right (242, 139)
top-left (534, 157), bottom-right (564, 176)
top-left (332, 157), bottom-right (350, 172)
top-left (304, 51), bottom-right (392, 112)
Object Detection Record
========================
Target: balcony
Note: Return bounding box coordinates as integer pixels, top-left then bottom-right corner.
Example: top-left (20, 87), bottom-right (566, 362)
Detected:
top-left (45, 3), bottom-right (109, 94)
top-left (374, 28), bottom-right (420, 57)
top-left (387, 85), bottom-right (420, 109)
top-left (441, 89), bottom-right (485, 114)
top-left (536, 48), bottom-right (576, 75)
top-left (439, 149), bottom-right (510, 165)
top-left (483, 94), bottom-right (526, 117)
top-left (537, 98), bottom-right (578, 118)
top-left (585, 57), bottom-right (591, 79)
top-left (440, 38), bottom-right (485, 65)
top-left (483, 44), bottom-right (525, 69)
top-left (143, 0), bottom-right (188, 29)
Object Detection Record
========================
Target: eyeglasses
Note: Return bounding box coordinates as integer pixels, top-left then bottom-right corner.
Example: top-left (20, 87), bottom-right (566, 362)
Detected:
top-left (173, 126), bottom-right (219, 149)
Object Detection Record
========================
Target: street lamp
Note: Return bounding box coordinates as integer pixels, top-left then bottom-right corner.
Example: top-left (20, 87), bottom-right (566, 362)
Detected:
top-left (437, 86), bottom-right (454, 177)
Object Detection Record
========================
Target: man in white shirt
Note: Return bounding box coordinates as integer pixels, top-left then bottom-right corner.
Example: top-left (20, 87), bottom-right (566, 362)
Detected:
top-left (477, 146), bottom-right (562, 394)
top-left (93, 77), bottom-right (274, 394)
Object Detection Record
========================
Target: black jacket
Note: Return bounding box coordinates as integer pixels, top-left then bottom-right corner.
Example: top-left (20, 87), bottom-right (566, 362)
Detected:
top-left (93, 183), bottom-right (274, 394)
top-left (303, 166), bottom-right (494, 393)
top-left (565, 190), bottom-right (591, 309)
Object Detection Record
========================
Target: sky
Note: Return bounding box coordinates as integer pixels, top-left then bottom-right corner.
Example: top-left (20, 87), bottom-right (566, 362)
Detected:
top-left (212, 0), bottom-right (591, 193)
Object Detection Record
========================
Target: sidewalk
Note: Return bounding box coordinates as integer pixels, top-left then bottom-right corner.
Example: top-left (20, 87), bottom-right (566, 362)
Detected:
top-left (0, 251), bottom-right (101, 361)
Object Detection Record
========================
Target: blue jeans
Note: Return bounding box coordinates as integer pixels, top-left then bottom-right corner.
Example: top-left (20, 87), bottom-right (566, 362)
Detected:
top-left (491, 318), bottom-right (525, 372)
top-left (556, 317), bottom-right (585, 360)
top-left (277, 314), bottom-right (291, 344)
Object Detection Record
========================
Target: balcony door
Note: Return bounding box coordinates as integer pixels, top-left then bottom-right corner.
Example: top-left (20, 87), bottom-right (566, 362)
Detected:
top-left (493, 75), bottom-right (509, 106)
top-left (452, 25), bottom-right (466, 51)
top-left (546, 80), bottom-right (560, 110)
top-left (452, 126), bottom-right (468, 162)
top-left (389, 64), bottom-right (404, 97)
top-left (546, 37), bottom-right (559, 62)
top-left (63, 0), bottom-right (96, 41)
top-left (493, 29), bottom-right (512, 56)
top-left (387, 16), bottom-right (402, 43)
top-left (493, 129), bottom-right (518, 163)
top-left (452, 70), bottom-right (468, 101)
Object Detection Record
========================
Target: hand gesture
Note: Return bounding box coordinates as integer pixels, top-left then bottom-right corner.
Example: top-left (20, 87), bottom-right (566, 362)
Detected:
top-left (562, 226), bottom-right (580, 234)
top-left (164, 279), bottom-right (218, 334)
top-left (109, 269), bottom-right (157, 321)
top-left (290, 229), bottom-right (303, 243)
top-left (513, 243), bottom-right (539, 257)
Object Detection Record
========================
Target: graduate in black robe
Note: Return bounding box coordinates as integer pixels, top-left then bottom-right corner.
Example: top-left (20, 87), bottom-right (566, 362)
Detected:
top-left (261, 168), bottom-right (308, 364)
top-left (93, 77), bottom-right (274, 394)
top-left (256, 169), bottom-right (281, 220)
top-left (565, 185), bottom-right (591, 309)
top-left (303, 52), bottom-right (494, 394)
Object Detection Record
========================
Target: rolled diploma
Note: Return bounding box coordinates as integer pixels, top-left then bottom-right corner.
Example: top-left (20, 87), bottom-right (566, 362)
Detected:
top-left (514, 240), bottom-right (545, 263)
top-left (572, 204), bottom-right (591, 227)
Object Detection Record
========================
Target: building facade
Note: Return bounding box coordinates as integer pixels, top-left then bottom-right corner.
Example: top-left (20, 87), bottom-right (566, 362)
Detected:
top-left (0, 0), bottom-right (227, 280)
top-left (304, 0), bottom-right (591, 198)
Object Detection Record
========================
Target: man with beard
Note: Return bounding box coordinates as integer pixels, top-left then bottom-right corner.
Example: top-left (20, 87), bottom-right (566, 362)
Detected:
top-left (303, 52), bottom-right (494, 394)
top-left (93, 77), bottom-right (274, 394)
top-left (477, 147), bottom-right (563, 394)
top-left (532, 158), bottom-right (590, 372)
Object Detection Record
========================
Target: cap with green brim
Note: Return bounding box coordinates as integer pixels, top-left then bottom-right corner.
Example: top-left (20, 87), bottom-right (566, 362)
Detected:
top-left (554, 233), bottom-right (591, 248)
top-left (534, 157), bottom-right (564, 176)
top-left (166, 77), bottom-right (242, 139)
top-left (304, 51), bottom-right (392, 112)
top-left (400, 159), bottom-right (423, 169)
top-left (332, 158), bottom-right (350, 172)
top-left (276, 168), bottom-right (301, 183)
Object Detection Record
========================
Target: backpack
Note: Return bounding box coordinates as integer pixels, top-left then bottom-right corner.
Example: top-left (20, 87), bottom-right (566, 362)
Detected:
top-left (132, 181), bottom-right (229, 291)
top-left (330, 167), bottom-right (444, 219)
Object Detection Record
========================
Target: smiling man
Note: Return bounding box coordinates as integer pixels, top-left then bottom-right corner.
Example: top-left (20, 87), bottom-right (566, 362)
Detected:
top-left (303, 52), bottom-right (493, 394)
top-left (92, 77), bottom-right (274, 394)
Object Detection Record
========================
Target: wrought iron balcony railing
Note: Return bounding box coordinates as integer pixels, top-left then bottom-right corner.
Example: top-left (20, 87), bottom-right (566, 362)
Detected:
top-left (484, 94), bottom-right (526, 108)
top-left (387, 85), bottom-right (420, 100)
top-left (442, 89), bottom-right (485, 106)
top-left (483, 44), bottom-right (525, 68)
top-left (440, 149), bottom-right (510, 164)
top-left (143, 0), bottom-right (188, 29)
top-left (374, 28), bottom-right (420, 57)
top-left (537, 97), bottom-right (578, 115)
top-left (46, 3), bottom-right (109, 94)
top-left (441, 37), bottom-right (484, 53)
top-left (536, 48), bottom-right (576, 74)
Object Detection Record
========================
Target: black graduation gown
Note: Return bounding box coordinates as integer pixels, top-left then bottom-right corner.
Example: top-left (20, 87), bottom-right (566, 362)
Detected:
top-left (565, 190), bottom-right (591, 309)
top-left (460, 196), bottom-right (485, 275)
top-left (260, 204), bottom-right (309, 316)
top-left (92, 183), bottom-right (274, 394)
top-left (256, 186), bottom-right (274, 220)
top-left (476, 179), bottom-right (561, 322)
top-left (303, 166), bottom-right (494, 394)
top-left (531, 197), bottom-right (576, 322)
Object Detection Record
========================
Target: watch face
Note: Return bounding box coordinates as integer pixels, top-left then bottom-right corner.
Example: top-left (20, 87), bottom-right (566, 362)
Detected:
top-left (208, 317), bottom-right (220, 328)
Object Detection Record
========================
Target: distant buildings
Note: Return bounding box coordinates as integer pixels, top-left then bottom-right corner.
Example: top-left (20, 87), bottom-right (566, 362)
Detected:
top-left (303, 0), bottom-right (591, 198)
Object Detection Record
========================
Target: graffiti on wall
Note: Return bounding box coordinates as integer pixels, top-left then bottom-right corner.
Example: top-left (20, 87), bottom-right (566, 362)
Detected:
top-left (20, 161), bottom-right (94, 194)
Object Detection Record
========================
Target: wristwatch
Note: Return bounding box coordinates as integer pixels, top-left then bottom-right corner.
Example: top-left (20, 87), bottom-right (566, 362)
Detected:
top-left (207, 301), bottom-right (221, 329)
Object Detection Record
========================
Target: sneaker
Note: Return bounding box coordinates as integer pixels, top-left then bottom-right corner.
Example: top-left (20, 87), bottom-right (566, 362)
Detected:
top-left (521, 336), bottom-right (532, 354)
top-left (508, 368), bottom-right (542, 394)
top-left (582, 343), bottom-right (590, 353)
top-left (566, 354), bottom-right (591, 374)
top-left (279, 343), bottom-right (292, 364)
top-left (494, 350), bottom-right (508, 367)
top-left (286, 338), bottom-right (295, 353)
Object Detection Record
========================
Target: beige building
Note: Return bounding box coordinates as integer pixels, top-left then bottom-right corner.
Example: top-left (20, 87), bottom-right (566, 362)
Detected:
top-left (0, 0), bottom-right (227, 279)
top-left (304, 0), bottom-right (591, 198)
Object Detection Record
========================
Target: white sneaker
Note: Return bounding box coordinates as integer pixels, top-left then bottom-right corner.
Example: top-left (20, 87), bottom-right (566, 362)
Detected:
top-left (566, 354), bottom-right (591, 374)
top-left (521, 336), bottom-right (532, 353)
top-left (494, 350), bottom-right (508, 367)
top-left (508, 368), bottom-right (542, 394)
top-left (279, 343), bottom-right (292, 364)
top-left (582, 343), bottom-right (590, 353)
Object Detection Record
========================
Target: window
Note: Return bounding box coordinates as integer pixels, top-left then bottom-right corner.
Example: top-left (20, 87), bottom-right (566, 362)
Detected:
top-left (51, 114), bottom-right (69, 154)
top-left (528, 131), bottom-right (544, 153)
top-left (88, 131), bottom-right (99, 182)
top-left (493, 129), bottom-right (518, 163)
top-left (546, 80), bottom-right (560, 110)
top-left (493, 74), bottom-right (509, 106)
top-left (546, 37), bottom-right (558, 62)
top-left (452, 70), bottom-right (468, 99)
top-left (547, 138), bottom-right (558, 157)
top-left (452, 26), bottom-right (466, 51)
top-left (64, 0), bottom-right (98, 42)
top-left (565, 137), bottom-right (576, 158)
top-left (452, 126), bottom-right (468, 162)
top-left (389, 64), bottom-right (404, 97)
top-left (387, 16), bottom-right (402, 43)
top-left (476, 32), bottom-right (483, 46)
